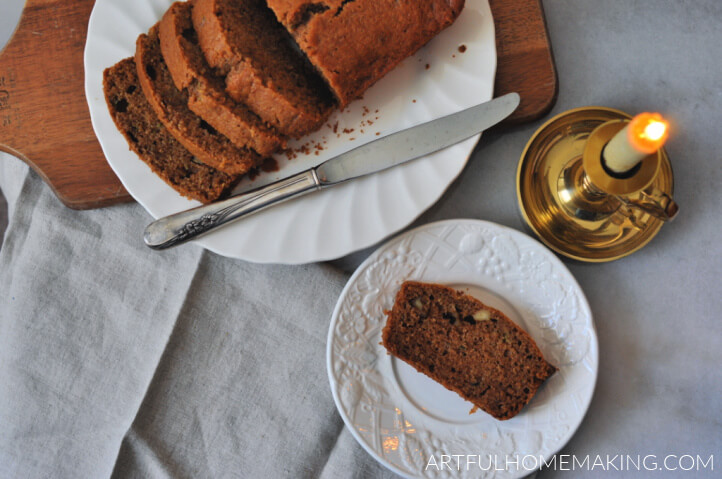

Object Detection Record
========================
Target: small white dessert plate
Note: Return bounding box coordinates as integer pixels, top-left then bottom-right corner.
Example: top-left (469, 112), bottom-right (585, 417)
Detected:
top-left (327, 219), bottom-right (598, 478)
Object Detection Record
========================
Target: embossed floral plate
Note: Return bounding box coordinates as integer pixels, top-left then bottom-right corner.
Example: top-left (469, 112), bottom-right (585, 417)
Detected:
top-left (327, 219), bottom-right (598, 478)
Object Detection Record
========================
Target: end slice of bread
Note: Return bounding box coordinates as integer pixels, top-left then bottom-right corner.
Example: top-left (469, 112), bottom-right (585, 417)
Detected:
top-left (103, 58), bottom-right (239, 204)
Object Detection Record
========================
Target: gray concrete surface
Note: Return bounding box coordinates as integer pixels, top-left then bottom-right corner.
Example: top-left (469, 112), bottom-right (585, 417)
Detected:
top-left (0, 0), bottom-right (23, 248)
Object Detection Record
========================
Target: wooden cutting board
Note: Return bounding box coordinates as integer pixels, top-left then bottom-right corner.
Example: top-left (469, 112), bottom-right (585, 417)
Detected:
top-left (0, 0), bottom-right (557, 210)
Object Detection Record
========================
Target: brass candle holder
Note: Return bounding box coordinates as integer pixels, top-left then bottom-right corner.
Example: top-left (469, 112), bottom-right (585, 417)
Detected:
top-left (517, 107), bottom-right (678, 262)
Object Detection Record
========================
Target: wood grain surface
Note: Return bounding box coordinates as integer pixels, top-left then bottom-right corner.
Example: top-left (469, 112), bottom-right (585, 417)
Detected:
top-left (0, 0), bottom-right (556, 210)
top-left (0, 0), bottom-right (130, 209)
top-left (491, 0), bottom-right (558, 125)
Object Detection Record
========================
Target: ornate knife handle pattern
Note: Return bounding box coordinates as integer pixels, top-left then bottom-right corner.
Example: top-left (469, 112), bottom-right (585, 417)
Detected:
top-left (144, 170), bottom-right (321, 249)
top-left (159, 206), bottom-right (236, 249)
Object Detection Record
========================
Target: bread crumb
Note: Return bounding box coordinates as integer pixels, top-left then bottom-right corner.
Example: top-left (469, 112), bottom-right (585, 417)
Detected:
top-left (261, 157), bottom-right (279, 172)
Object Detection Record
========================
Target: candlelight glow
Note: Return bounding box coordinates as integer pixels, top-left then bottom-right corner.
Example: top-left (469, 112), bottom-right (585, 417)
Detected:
top-left (628, 112), bottom-right (669, 154)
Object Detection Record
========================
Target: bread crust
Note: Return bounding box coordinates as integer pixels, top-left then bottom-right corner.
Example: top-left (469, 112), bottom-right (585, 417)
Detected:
top-left (136, 25), bottom-right (261, 176)
top-left (192, 0), bottom-right (335, 138)
top-left (266, 0), bottom-right (466, 106)
top-left (103, 58), bottom-right (239, 204)
top-left (159, 1), bottom-right (286, 157)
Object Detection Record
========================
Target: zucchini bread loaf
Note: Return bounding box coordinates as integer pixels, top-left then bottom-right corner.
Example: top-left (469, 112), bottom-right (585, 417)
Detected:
top-left (103, 0), bottom-right (467, 203)
top-left (382, 281), bottom-right (557, 420)
top-left (265, 0), bottom-right (466, 106)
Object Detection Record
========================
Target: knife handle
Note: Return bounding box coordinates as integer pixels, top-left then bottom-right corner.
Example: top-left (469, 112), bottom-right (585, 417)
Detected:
top-left (143, 170), bottom-right (321, 249)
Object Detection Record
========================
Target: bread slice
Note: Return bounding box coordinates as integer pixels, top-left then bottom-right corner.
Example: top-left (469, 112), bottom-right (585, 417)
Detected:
top-left (382, 281), bottom-right (557, 420)
top-left (103, 58), bottom-right (239, 204)
top-left (192, 0), bottom-right (335, 138)
top-left (136, 24), bottom-right (261, 176)
top-left (265, 0), bottom-right (466, 106)
top-left (159, 1), bottom-right (285, 157)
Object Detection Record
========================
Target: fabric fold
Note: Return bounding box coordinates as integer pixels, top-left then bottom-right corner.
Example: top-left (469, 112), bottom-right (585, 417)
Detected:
top-left (0, 165), bottom-right (205, 477)
top-left (110, 254), bottom-right (352, 478)
top-left (0, 157), bottom-right (390, 478)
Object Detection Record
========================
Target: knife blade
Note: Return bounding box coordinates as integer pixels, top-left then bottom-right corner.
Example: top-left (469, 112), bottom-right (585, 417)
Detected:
top-left (144, 92), bottom-right (520, 249)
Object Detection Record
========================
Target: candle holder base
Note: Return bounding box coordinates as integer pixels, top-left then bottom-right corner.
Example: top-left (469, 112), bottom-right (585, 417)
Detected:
top-left (516, 107), bottom-right (674, 262)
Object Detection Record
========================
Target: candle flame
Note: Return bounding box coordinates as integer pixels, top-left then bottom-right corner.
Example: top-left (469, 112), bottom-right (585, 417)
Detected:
top-left (628, 112), bottom-right (669, 154)
top-left (644, 121), bottom-right (667, 141)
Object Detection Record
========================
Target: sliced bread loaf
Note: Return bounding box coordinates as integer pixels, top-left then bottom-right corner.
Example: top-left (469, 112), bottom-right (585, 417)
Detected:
top-left (266, 0), bottom-right (466, 106)
top-left (159, 1), bottom-right (285, 157)
top-left (192, 0), bottom-right (335, 138)
top-left (103, 58), bottom-right (239, 204)
top-left (136, 24), bottom-right (261, 176)
top-left (382, 281), bottom-right (557, 420)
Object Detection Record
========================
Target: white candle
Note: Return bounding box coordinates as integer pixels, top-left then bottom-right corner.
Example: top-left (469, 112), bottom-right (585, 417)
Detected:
top-left (603, 112), bottom-right (669, 174)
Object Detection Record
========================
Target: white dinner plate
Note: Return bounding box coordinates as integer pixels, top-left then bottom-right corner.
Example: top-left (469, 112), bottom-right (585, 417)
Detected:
top-left (84, 0), bottom-right (496, 263)
top-left (327, 219), bottom-right (598, 478)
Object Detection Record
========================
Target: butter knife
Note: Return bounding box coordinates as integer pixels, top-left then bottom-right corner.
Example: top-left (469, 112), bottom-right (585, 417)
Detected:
top-left (144, 92), bottom-right (520, 249)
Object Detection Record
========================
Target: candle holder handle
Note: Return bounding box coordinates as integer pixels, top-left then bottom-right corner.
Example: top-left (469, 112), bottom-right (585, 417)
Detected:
top-left (617, 187), bottom-right (679, 222)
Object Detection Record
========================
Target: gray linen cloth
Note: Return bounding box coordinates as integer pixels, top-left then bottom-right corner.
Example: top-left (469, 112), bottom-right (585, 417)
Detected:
top-left (0, 158), bottom-right (394, 478)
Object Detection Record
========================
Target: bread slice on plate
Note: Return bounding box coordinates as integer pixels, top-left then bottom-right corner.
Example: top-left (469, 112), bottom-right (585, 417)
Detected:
top-left (265, 0), bottom-right (466, 107)
top-left (192, 0), bottom-right (335, 138)
top-left (159, 1), bottom-right (286, 157)
top-left (382, 281), bottom-right (557, 420)
top-left (136, 24), bottom-right (261, 176)
top-left (103, 58), bottom-right (239, 204)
